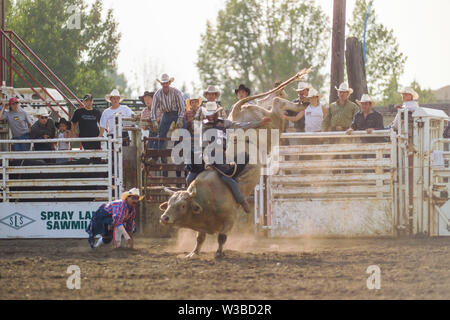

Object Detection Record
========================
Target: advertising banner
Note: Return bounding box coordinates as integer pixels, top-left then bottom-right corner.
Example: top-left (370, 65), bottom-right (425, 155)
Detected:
top-left (0, 202), bottom-right (103, 238)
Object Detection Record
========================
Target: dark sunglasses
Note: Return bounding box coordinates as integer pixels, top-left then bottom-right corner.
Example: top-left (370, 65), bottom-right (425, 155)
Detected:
top-left (40, 116), bottom-right (49, 119)
top-left (130, 196), bottom-right (139, 200)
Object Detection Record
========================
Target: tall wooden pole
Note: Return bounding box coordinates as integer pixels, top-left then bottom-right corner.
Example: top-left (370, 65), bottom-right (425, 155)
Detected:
top-left (329, 0), bottom-right (346, 104)
top-left (0, 0), bottom-right (5, 85)
top-left (346, 37), bottom-right (368, 102)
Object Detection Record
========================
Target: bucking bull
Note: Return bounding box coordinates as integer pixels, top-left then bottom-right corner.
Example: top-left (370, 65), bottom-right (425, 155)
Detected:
top-left (160, 69), bottom-right (311, 258)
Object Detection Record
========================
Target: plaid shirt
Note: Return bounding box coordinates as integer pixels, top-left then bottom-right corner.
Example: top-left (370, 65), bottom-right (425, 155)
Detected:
top-left (151, 87), bottom-right (185, 121)
top-left (103, 200), bottom-right (136, 233)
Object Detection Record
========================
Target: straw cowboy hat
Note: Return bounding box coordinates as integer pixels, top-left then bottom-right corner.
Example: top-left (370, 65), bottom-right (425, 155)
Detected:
top-left (202, 101), bottom-right (224, 117)
top-left (399, 87), bottom-right (419, 101)
top-left (335, 82), bottom-right (354, 95)
top-left (305, 88), bottom-right (322, 99)
top-left (35, 108), bottom-right (50, 118)
top-left (186, 93), bottom-right (202, 106)
top-left (105, 89), bottom-right (125, 103)
top-left (203, 85), bottom-right (221, 98)
top-left (295, 82), bottom-right (312, 92)
top-left (157, 73), bottom-right (175, 85)
top-left (121, 188), bottom-right (144, 201)
top-left (356, 94), bottom-right (376, 107)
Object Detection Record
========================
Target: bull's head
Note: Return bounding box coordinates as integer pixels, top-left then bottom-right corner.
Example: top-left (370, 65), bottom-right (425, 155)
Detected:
top-left (159, 186), bottom-right (203, 226)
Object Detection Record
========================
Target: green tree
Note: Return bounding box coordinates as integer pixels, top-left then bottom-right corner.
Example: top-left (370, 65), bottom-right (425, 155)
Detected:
top-left (410, 80), bottom-right (437, 104)
top-left (6, 0), bottom-right (126, 99)
top-left (348, 0), bottom-right (406, 104)
top-left (197, 0), bottom-right (330, 110)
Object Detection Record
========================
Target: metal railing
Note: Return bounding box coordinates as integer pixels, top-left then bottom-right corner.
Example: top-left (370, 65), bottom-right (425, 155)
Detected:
top-left (0, 136), bottom-right (121, 202)
top-left (0, 30), bottom-right (82, 118)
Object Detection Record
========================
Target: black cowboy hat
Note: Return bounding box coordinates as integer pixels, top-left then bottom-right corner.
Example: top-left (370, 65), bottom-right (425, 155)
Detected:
top-left (139, 91), bottom-right (155, 102)
top-left (234, 84), bottom-right (251, 96)
top-left (56, 117), bottom-right (72, 130)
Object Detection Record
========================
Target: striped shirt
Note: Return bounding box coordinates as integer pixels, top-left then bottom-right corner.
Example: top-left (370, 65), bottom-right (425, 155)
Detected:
top-left (103, 200), bottom-right (136, 233)
top-left (151, 87), bottom-right (186, 121)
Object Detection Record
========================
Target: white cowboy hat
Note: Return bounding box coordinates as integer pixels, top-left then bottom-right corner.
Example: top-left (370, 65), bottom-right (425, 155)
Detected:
top-left (399, 87), bottom-right (419, 101)
top-left (121, 187), bottom-right (144, 201)
top-left (157, 73), bottom-right (175, 84)
top-left (105, 89), bottom-right (125, 103)
top-left (356, 94), bottom-right (376, 107)
top-left (295, 82), bottom-right (312, 92)
top-left (335, 82), bottom-right (354, 95)
top-left (203, 85), bottom-right (221, 98)
top-left (35, 108), bottom-right (50, 118)
top-left (202, 101), bottom-right (224, 117)
top-left (305, 88), bottom-right (322, 99)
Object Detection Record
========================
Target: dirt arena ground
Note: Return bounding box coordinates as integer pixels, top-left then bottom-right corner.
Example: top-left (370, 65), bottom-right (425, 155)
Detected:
top-left (1, 230), bottom-right (450, 300)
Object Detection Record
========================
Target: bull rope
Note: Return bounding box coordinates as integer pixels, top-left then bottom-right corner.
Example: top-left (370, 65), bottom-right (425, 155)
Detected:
top-left (206, 162), bottom-right (238, 178)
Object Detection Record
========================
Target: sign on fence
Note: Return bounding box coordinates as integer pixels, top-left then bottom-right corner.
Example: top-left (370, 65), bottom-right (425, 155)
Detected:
top-left (0, 202), bottom-right (103, 238)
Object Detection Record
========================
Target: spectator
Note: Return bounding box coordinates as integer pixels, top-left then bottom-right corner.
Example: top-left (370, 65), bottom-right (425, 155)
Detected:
top-left (322, 82), bottom-right (359, 132)
top-left (0, 97), bottom-right (33, 151)
top-left (71, 94), bottom-right (102, 150)
top-left (235, 84), bottom-right (255, 105)
top-left (284, 82), bottom-right (312, 133)
top-left (99, 89), bottom-right (136, 145)
top-left (151, 73), bottom-right (186, 151)
top-left (185, 93), bottom-right (202, 135)
top-left (30, 109), bottom-right (57, 151)
top-left (284, 88), bottom-right (326, 133)
top-left (56, 118), bottom-right (72, 164)
top-left (347, 94), bottom-right (384, 135)
top-left (139, 91), bottom-right (158, 149)
top-left (390, 87), bottom-right (420, 131)
top-left (198, 85), bottom-right (226, 119)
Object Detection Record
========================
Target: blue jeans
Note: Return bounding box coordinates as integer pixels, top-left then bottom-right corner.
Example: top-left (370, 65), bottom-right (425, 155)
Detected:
top-left (157, 112), bottom-right (186, 150)
top-left (157, 112), bottom-right (186, 177)
top-left (13, 133), bottom-right (30, 151)
top-left (147, 131), bottom-right (158, 149)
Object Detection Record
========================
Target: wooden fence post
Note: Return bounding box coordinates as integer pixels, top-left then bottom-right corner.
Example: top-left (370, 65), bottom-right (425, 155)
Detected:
top-left (346, 37), bottom-right (368, 102)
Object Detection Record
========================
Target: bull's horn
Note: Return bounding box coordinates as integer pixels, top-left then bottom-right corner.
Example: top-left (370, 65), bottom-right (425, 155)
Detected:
top-left (188, 186), bottom-right (197, 198)
top-left (164, 187), bottom-right (176, 195)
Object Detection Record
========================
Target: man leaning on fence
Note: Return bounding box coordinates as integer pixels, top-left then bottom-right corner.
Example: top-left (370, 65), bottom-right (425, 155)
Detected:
top-left (322, 82), bottom-right (359, 132)
top-left (0, 97), bottom-right (33, 151)
top-left (30, 109), bottom-right (57, 151)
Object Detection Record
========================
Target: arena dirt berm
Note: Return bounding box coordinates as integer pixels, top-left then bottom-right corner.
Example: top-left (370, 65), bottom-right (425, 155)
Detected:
top-left (1, 228), bottom-right (450, 300)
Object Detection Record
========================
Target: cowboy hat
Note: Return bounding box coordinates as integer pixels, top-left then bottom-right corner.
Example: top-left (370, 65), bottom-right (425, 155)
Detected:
top-left (234, 84), bottom-right (251, 96)
top-left (203, 85), bottom-right (221, 98)
top-left (202, 101), bottom-right (224, 117)
top-left (356, 94), bottom-right (376, 107)
top-left (295, 82), bottom-right (312, 92)
top-left (105, 89), bottom-right (125, 103)
top-left (35, 108), bottom-right (50, 118)
top-left (157, 73), bottom-right (175, 84)
top-left (398, 87), bottom-right (419, 101)
top-left (335, 82), bottom-right (354, 95)
top-left (305, 88), bottom-right (322, 99)
top-left (121, 188), bottom-right (144, 201)
top-left (56, 117), bottom-right (72, 130)
top-left (186, 93), bottom-right (202, 110)
top-left (139, 91), bottom-right (155, 102)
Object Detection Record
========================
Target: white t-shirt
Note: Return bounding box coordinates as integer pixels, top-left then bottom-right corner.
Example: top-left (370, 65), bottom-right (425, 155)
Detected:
top-left (99, 105), bottom-right (135, 133)
top-left (305, 104), bottom-right (324, 133)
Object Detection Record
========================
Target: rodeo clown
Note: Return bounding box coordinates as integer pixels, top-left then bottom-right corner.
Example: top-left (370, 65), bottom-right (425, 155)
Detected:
top-left (185, 101), bottom-right (271, 214)
top-left (86, 188), bottom-right (144, 249)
